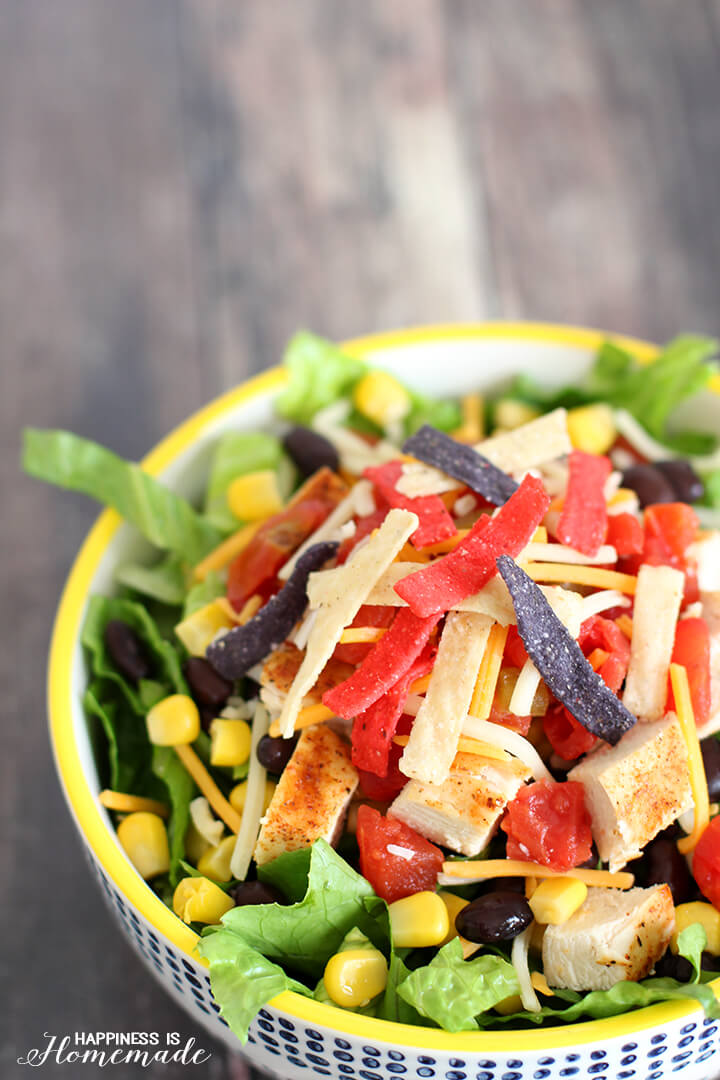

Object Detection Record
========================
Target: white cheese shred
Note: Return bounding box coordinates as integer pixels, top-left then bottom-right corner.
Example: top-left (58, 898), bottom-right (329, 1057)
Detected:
top-left (278, 481), bottom-right (372, 581)
top-left (512, 925), bottom-right (542, 1013)
top-left (461, 715), bottom-right (554, 782)
top-left (229, 703), bottom-right (270, 881)
top-left (189, 796), bottom-right (224, 848)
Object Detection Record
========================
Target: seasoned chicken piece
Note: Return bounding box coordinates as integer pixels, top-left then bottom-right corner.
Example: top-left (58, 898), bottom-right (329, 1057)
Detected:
top-left (388, 752), bottom-right (531, 855)
top-left (623, 564), bottom-right (685, 722)
top-left (260, 642), bottom-right (353, 702)
top-left (699, 589), bottom-right (720, 738)
top-left (254, 725), bottom-right (358, 866)
top-left (543, 885), bottom-right (674, 991)
top-left (569, 713), bottom-right (693, 872)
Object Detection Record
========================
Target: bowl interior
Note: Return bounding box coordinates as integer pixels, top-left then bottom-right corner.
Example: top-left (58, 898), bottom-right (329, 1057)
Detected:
top-left (50, 322), bottom-right (720, 1052)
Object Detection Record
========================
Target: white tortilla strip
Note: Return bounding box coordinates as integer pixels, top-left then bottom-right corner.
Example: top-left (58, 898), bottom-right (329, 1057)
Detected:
top-left (360, 561), bottom-right (583, 630)
top-left (623, 564), bottom-right (685, 722)
top-left (276, 508), bottom-right (418, 738)
top-left (476, 408), bottom-right (571, 474)
top-left (317, 423), bottom-right (400, 475)
top-left (400, 612), bottom-right (494, 785)
top-left (278, 480), bottom-right (373, 580)
top-left (396, 462), bottom-right (461, 497)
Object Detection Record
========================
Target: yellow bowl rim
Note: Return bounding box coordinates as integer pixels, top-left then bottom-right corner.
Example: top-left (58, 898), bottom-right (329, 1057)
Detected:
top-left (48, 320), bottom-right (719, 1052)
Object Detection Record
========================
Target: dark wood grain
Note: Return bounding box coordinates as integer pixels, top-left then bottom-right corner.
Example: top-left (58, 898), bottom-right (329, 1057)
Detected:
top-left (2, 1), bottom-right (720, 1077)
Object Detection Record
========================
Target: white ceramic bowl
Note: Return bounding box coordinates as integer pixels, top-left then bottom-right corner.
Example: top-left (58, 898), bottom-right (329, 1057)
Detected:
top-left (48, 324), bottom-right (720, 1080)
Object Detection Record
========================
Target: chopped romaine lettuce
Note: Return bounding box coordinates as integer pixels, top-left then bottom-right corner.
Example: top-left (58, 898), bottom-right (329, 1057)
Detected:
top-left (115, 552), bottom-right (187, 606)
top-left (84, 680), bottom-right (164, 799)
top-left (23, 428), bottom-right (222, 563)
top-left (204, 431), bottom-right (292, 533)
top-left (182, 571), bottom-right (225, 619)
top-left (397, 938), bottom-right (520, 1031)
top-left (152, 746), bottom-right (197, 887)
top-left (277, 331), bottom-right (368, 424)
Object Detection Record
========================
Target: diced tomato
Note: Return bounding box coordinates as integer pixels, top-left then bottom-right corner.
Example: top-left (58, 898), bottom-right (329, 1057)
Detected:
top-left (692, 817), bottom-right (720, 910)
top-left (333, 605), bottom-right (396, 665)
top-left (543, 705), bottom-right (596, 760)
top-left (356, 805), bottom-right (444, 902)
top-left (505, 625), bottom-right (530, 669)
top-left (643, 503), bottom-right (699, 567)
top-left (501, 780), bottom-right (593, 871)
top-left (606, 513), bottom-right (644, 557)
top-left (336, 505), bottom-right (388, 565)
top-left (226, 469), bottom-right (347, 611)
top-left (578, 615), bottom-right (631, 693)
top-left (488, 707), bottom-right (532, 736)
top-left (667, 617), bottom-right (711, 727)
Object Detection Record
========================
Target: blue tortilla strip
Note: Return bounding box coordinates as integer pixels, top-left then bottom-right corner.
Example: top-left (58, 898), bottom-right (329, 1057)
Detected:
top-left (402, 424), bottom-right (518, 506)
top-left (496, 555), bottom-right (637, 745)
top-left (206, 541), bottom-right (339, 680)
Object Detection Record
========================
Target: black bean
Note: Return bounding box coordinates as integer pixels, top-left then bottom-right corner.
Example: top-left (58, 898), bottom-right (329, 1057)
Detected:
top-left (654, 460), bottom-right (705, 504)
top-left (231, 880), bottom-right (288, 907)
top-left (283, 426), bottom-right (339, 478)
top-left (701, 736), bottom-right (720, 802)
top-left (654, 951), bottom-right (694, 981)
top-left (104, 619), bottom-right (152, 682)
top-left (256, 734), bottom-right (298, 775)
top-left (644, 834), bottom-right (693, 905)
top-left (455, 890), bottom-right (533, 944)
top-left (184, 657), bottom-right (233, 708)
top-left (622, 464), bottom-right (677, 508)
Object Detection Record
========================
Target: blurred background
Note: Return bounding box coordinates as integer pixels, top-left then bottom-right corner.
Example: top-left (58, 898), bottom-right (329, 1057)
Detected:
top-left (4, 1), bottom-right (720, 1077)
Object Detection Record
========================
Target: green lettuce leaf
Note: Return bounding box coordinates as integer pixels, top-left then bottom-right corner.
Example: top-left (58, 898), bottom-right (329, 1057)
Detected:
top-left (23, 428), bottom-right (221, 563)
top-left (377, 951), bottom-right (428, 1026)
top-left (199, 932), bottom-right (312, 1044)
top-left (257, 847), bottom-right (313, 903)
top-left (204, 432), bottom-right (292, 533)
top-left (405, 390), bottom-right (462, 436)
top-left (182, 571), bottom-right (226, 619)
top-left (84, 680), bottom-right (163, 798)
top-left (212, 840), bottom-right (374, 979)
top-left (115, 553), bottom-right (187, 606)
top-left (397, 939), bottom-right (519, 1031)
top-left (81, 595), bottom-right (188, 715)
top-left (277, 332), bottom-right (367, 424)
top-left (152, 746), bottom-right (196, 887)
top-left (312, 927), bottom-right (384, 1015)
top-left (676, 923), bottom-right (708, 983)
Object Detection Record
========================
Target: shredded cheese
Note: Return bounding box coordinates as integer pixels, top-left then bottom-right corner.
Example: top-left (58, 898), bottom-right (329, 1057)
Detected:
top-left (189, 796), bottom-right (225, 847)
top-left (456, 392), bottom-right (484, 443)
top-left (235, 594), bottom-right (263, 624)
top-left (278, 481), bottom-right (372, 581)
top-left (461, 715), bottom-right (554, 781)
top-left (393, 732), bottom-right (510, 763)
top-left (531, 971), bottom-right (554, 997)
top-left (230, 704), bottom-right (270, 880)
top-left (268, 702), bottom-right (334, 739)
top-left (623, 564), bottom-right (684, 720)
top-left (508, 658), bottom-right (544, 717)
top-left (439, 859), bottom-right (635, 889)
top-left (400, 612), bottom-right (493, 785)
top-left (174, 745), bottom-right (242, 833)
top-left (410, 672), bottom-right (432, 695)
top-left (469, 623), bottom-right (509, 720)
top-left (99, 790), bottom-right (169, 818)
top-left (512, 925), bottom-right (541, 1013)
top-left (192, 522), bottom-right (260, 581)
top-left (524, 542), bottom-right (617, 566)
top-left (416, 529), bottom-right (471, 556)
top-left (339, 626), bottom-right (388, 644)
top-left (579, 590), bottom-right (631, 620)
top-left (277, 508), bottom-right (419, 738)
top-left (587, 648), bottom-right (609, 671)
top-left (523, 563), bottom-right (638, 594)
top-left (672, 664), bottom-right (711, 854)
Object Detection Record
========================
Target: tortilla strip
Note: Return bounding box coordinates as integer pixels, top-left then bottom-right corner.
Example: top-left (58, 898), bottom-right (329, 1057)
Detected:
top-left (400, 611), bottom-right (493, 785)
top-left (623, 564), bottom-right (685, 721)
top-left (278, 480), bottom-right (373, 581)
top-left (276, 508), bottom-right (418, 738)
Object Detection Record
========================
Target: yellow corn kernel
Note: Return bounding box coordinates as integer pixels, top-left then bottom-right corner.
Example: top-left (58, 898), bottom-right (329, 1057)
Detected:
top-left (528, 876), bottom-right (588, 925)
top-left (566, 403), bottom-right (617, 455)
top-left (146, 694), bottom-right (200, 746)
top-left (388, 891), bottom-right (450, 948)
top-left (227, 470), bottom-right (284, 522)
top-left (197, 835), bottom-right (236, 883)
top-left (185, 821), bottom-right (211, 865)
top-left (494, 993), bottom-right (523, 1015)
top-left (174, 600), bottom-right (235, 657)
top-left (438, 890), bottom-right (469, 946)
top-left (229, 777), bottom-right (276, 817)
top-left (353, 370), bottom-right (411, 428)
top-left (173, 876), bottom-right (235, 925)
top-left (494, 399), bottom-right (540, 431)
top-left (672, 902), bottom-right (720, 956)
top-left (323, 948), bottom-right (388, 1009)
top-left (209, 718), bottom-right (252, 767)
top-left (116, 812), bottom-right (170, 880)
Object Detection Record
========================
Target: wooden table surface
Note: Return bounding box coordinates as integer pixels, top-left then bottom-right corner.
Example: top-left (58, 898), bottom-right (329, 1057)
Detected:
top-left (3, 2), bottom-right (720, 1076)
